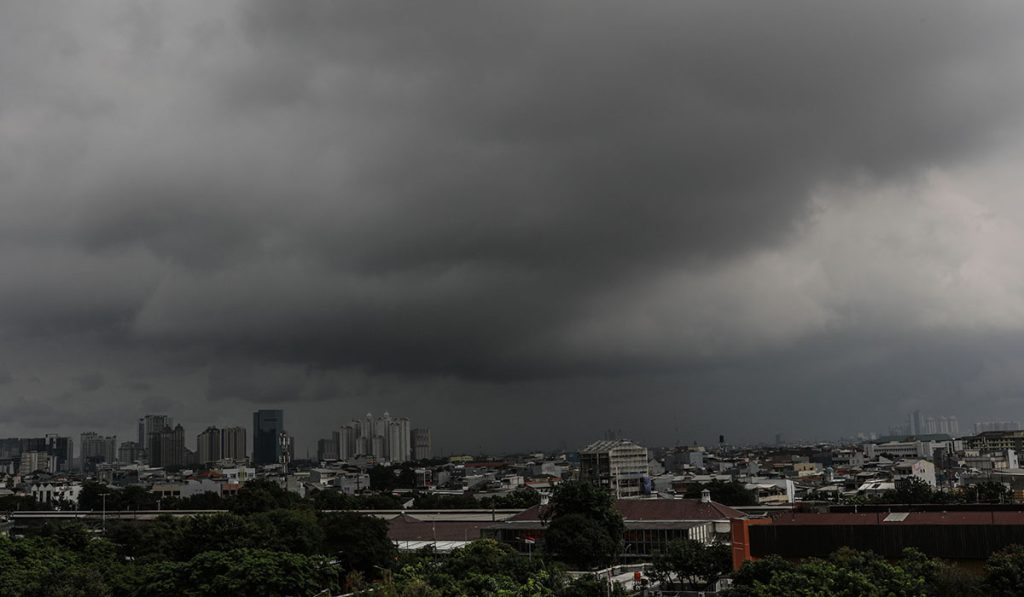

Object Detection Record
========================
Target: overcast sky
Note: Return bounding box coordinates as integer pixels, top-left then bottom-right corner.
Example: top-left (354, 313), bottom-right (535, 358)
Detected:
top-left (4, 2), bottom-right (1024, 455)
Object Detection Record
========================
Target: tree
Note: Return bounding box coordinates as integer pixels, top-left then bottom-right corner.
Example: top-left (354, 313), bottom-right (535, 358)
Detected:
top-left (479, 488), bottom-right (542, 509)
top-left (730, 554), bottom-right (795, 590)
top-left (877, 477), bottom-right (936, 504)
top-left (227, 479), bottom-right (301, 514)
top-left (541, 481), bottom-right (624, 569)
top-left (900, 547), bottom-right (981, 597)
top-left (544, 513), bottom-right (621, 570)
top-left (984, 544), bottom-right (1024, 597)
top-left (651, 539), bottom-right (731, 591)
top-left (131, 548), bottom-right (341, 597)
top-left (683, 480), bottom-right (758, 506)
top-left (320, 511), bottom-right (397, 577)
top-left (966, 481), bottom-right (1013, 504)
top-left (412, 493), bottom-right (479, 509)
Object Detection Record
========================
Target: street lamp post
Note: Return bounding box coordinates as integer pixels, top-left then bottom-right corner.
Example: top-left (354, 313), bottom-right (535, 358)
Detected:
top-left (98, 492), bottom-right (110, 532)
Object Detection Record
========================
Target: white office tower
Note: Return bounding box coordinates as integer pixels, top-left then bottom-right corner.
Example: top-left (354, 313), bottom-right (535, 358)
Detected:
top-left (579, 439), bottom-right (650, 498)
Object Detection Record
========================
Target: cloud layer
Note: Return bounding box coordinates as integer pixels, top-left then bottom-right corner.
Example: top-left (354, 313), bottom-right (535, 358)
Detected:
top-left (2, 2), bottom-right (1024, 450)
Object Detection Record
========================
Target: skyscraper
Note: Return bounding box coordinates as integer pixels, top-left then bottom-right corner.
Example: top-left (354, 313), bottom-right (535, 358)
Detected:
top-left (336, 424), bottom-right (356, 460)
top-left (80, 432), bottom-right (116, 470)
top-left (252, 409), bottom-right (285, 466)
top-left (197, 427), bottom-right (221, 465)
top-left (221, 426), bottom-right (247, 462)
top-left (389, 417), bottom-right (411, 463)
top-left (150, 424), bottom-right (186, 468)
top-left (140, 414), bottom-right (173, 463)
top-left (44, 434), bottom-right (73, 472)
top-left (412, 428), bottom-right (432, 461)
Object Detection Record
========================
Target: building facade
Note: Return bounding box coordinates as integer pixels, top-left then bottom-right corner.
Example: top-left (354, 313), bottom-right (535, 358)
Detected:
top-left (80, 432), bottom-right (117, 469)
top-left (579, 439), bottom-right (650, 498)
top-left (252, 410), bottom-right (285, 466)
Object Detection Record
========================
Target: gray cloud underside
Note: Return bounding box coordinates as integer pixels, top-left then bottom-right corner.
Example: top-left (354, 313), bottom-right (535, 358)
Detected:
top-left (2, 2), bottom-right (1024, 447)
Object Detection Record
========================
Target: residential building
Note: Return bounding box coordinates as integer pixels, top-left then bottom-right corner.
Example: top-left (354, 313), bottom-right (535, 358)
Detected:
top-left (80, 432), bottom-right (117, 470)
top-left (317, 438), bottom-right (338, 461)
top-left (389, 417), bottom-right (411, 463)
top-left (221, 426), bottom-right (247, 462)
top-left (139, 415), bottom-right (173, 462)
top-left (117, 441), bottom-right (142, 464)
top-left (197, 427), bottom-right (221, 465)
top-left (20, 450), bottom-right (55, 474)
top-left (412, 428), bottom-right (432, 460)
top-left (150, 424), bottom-right (186, 468)
top-left (893, 459), bottom-right (937, 487)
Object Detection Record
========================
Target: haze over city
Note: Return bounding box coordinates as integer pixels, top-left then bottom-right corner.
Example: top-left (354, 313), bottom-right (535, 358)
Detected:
top-left (4, 2), bottom-right (1024, 454)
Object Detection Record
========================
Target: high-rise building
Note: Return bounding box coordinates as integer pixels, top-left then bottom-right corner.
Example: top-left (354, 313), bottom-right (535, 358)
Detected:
top-left (389, 417), bottom-right (411, 463)
top-left (117, 441), bottom-right (142, 464)
top-left (317, 438), bottom-right (338, 461)
top-left (197, 427), bottom-right (221, 465)
top-left (335, 425), bottom-right (357, 461)
top-left (45, 434), bottom-right (73, 472)
top-left (140, 415), bottom-right (173, 463)
top-left (221, 426), bottom-right (247, 462)
top-left (150, 424), bottom-right (186, 468)
top-left (80, 432), bottom-right (116, 470)
top-left (19, 451), bottom-right (55, 474)
top-left (253, 410), bottom-right (285, 466)
top-left (412, 428), bottom-right (432, 460)
top-left (370, 435), bottom-right (385, 460)
top-left (579, 439), bottom-right (650, 498)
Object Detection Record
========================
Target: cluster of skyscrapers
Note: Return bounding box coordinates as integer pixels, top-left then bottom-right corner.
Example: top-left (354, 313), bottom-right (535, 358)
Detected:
top-left (318, 412), bottom-right (431, 463)
top-left (890, 410), bottom-right (960, 437)
top-left (0, 408), bottom-right (432, 474)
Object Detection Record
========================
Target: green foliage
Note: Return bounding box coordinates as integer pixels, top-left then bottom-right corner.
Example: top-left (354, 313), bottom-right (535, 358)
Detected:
top-left (0, 494), bottom-right (45, 511)
top-left (544, 513), bottom-right (620, 570)
top-left (320, 511), bottom-right (397, 578)
top-left (542, 481), bottom-right (624, 569)
top-left (385, 539), bottom-right (574, 596)
top-left (983, 544), bottom-right (1024, 597)
top-left (0, 534), bottom-right (130, 597)
top-left (130, 548), bottom-right (340, 597)
top-left (651, 539), bottom-right (731, 591)
top-left (964, 481), bottom-right (1013, 504)
top-left (226, 479), bottom-right (302, 514)
top-left (412, 493), bottom-right (480, 509)
top-left (370, 465), bottom-right (417, 491)
top-left (311, 489), bottom-right (404, 510)
top-left (730, 554), bottom-right (795, 588)
top-left (728, 547), bottom-right (984, 597)
top-left (683, 480), bottom-right (758, 506)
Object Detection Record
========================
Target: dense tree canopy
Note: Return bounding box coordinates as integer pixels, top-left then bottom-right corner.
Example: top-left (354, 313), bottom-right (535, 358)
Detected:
top-left (727, 547), bottom-right (983, 597)
top-left (541, 481), bottom-right (624, 569)
top-left (651, 539), bottom-right (731, 591)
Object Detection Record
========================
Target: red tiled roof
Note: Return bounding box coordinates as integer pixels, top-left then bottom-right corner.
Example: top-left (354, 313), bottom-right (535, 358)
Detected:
top-left (510, 499), bottom-right (744, 522)
top-left (387, 514), bottom-right (489, 541)
top-left (767, 512), bottom-right (1024, 526)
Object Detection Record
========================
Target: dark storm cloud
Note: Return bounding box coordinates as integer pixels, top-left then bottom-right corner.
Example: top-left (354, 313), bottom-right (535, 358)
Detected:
top-left (3, 2), bottom-right (1024, 448)
top-left (123, 1), bottom-right (1024, 379)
